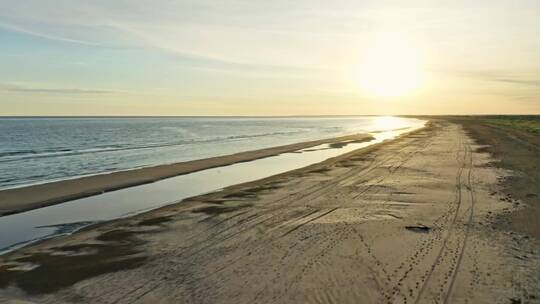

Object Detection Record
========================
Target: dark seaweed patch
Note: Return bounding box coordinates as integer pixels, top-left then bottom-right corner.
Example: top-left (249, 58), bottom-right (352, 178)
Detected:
top-left (328, 142), bottom-right (348, 149)
top-left (336, 160), bottom-right (356, 168)
top-left (475, 146), bottom-right (491, 153)
top-left (308, 167), bottom-right (332, 174)
top-left (328, 139), bottom-right (369, 149)
top-left (223, 192), bottom-right (257, 199)
top-left (405, 225), bottom-right (431, 233)
top-left (223, 183), bottom-right (283, 199)
top-left (192, 205), bottom-right (250, 215)
top-left (96, 229), bottom-right (137, 242)
top-left (136, 216), bottom-right (172, 227)
top-left (0, 231), bottom-right (146, 295)
top-left (245, 183), bottom-right (282, 193)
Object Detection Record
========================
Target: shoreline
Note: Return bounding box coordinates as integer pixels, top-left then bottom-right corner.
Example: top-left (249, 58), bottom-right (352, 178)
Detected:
top-left (0, 123), bottom-right (427, 256)
top-left (0, 133), bottom-right (374, 217)
top-left (2, 120), bottom-right (538, 303)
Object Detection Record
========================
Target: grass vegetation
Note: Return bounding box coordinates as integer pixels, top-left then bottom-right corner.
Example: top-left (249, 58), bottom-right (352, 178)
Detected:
top-left (482, 115), bottom-right (540, 135)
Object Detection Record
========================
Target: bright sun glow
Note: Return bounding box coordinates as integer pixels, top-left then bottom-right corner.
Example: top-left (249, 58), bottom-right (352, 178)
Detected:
top-left (372, 116), bottom-right (408, 131)
top-left (357, 33), bottom-right (424, 98)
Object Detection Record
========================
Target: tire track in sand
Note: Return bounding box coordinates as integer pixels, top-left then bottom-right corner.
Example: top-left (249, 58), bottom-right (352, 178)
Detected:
top-left (443, 140), bottom-right (476, 304)
top-left (410, 129), bottom-right (475, 304)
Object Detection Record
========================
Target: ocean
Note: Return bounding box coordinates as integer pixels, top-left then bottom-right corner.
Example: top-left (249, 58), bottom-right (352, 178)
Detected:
top-left (0, 116), bottom-right (420, 190)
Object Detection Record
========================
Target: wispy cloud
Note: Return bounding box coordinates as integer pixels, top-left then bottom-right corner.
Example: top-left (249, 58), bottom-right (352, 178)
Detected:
top-left (492, 78), bottom-right (540, 87)
top-left (443, 69), bottom-right (540, 87)
top-left (0, 22), bottom-right (101, 46)
top-left (0, 1), bottom-right (539, 114)
top-left (0, 82), bottom-right (120, 95)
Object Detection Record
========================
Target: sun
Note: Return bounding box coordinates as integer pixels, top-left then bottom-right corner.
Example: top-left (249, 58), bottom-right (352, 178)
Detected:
top-left (356, 33), bottom-right (424, 98)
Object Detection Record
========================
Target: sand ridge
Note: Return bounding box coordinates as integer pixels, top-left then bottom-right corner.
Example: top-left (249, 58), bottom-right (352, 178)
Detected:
top-left (0, 133), bottom-right (373, 217)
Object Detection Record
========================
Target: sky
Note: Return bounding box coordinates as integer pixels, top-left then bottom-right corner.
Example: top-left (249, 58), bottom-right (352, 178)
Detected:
top-left (0, 0), bottom-right (539, 116)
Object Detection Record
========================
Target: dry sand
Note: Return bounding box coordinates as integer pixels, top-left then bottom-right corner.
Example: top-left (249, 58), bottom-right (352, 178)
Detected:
top-left (1, 121), bottom-right (538, 303)
top-left (0, 133), bottom-right (373, 217)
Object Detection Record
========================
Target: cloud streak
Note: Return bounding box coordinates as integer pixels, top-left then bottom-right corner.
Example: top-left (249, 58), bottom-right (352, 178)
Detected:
top-left (442, 69), bottom-right (540, 88)
top-left (0, 22), bottom-right (101, 46)
top-left (0, 83), bottom-right (120, 95)
top-left (493, 78), bottom-right (540, 87)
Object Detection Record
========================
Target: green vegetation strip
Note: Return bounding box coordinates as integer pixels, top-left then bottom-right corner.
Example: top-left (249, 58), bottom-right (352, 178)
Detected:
top-left (482, 116), bottom-right (540, 135)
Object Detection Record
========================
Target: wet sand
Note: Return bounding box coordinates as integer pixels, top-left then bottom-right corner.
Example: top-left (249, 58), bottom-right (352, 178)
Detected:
top-left (0, 133), bottom-right (373, 217)
top-left (1, 121), bottom-right (539, 303)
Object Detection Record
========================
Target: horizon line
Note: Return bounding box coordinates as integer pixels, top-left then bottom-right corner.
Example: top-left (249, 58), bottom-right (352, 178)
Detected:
top-left (0, 114), bottom-right (539, 119)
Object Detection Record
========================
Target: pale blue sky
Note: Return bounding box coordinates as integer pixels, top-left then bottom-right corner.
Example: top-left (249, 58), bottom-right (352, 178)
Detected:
top-left (0, 0), bottom-right (539, 115)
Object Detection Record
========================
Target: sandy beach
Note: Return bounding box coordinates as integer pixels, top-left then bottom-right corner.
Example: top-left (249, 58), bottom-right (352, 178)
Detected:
top-left (3, 0), bottom-right (539, 302)
top-left (1, 120), bottom-right (539, 303)
top-left (0, 133), bottom-right (373, 217)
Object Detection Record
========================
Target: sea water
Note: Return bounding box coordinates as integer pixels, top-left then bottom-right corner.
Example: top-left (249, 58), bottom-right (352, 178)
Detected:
top-left (1, 116), bottom-right (419, 190)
